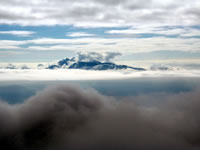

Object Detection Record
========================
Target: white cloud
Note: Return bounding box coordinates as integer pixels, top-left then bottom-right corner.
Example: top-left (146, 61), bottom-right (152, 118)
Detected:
top-left (0, 37), bottom-right (199, 53)
top-left (0, 69), bottom-right (200, 81)
top-left (0, 45), bottom-right (21, 50)
top-left (0, 40), bottom-right (27, 45)
top-left (0, 40), bottom-right (28, 50)
top-left (0, 0), bottom-right (200, 27)
top-left (66, 32), bottom-right (95, 37)
top-left (106, 26), bottom-right (200, 37)
top-left (0, 30), bottom-right (35, 36)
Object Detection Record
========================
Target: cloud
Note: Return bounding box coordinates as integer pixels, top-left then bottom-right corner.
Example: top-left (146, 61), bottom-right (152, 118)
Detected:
top-left (1, 85), bottom-right (200, 149)
top-left (66, 32), bottom-right (95, 37)
top-left (0, 0), bottom-right (200, 27)
top-left (1, 37), bottom-right (200, 53)
top-left (0, 30), bottom-right (35, 36)
top-left (150, 64), bottom-right (176, 71)
top-left (0, 85), bottom-right (104, 150)
top-left (0, 40), bottom-right (29, 50)
top-left (0, 69), bottom-right (200, 81)
top-left (77, 51), bottom-right (121, 62)
top-left (104, 52), bottom-right (122, 62)
top-left (106, 26), bottom-right (200, 37)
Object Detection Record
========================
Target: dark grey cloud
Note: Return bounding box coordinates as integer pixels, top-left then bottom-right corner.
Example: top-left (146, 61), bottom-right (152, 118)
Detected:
top-left (1, 85), bottom-right (200, 150)
top-left (0, 85), bottom-right (104, 150)
top-left (0, 10), bottom-right (26, 20)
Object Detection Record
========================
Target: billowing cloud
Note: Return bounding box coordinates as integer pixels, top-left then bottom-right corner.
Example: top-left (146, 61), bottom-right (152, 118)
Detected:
top-left (1, 85), bottom-right (200, 150)
top-left (0, 0), bottom-right (200, 27)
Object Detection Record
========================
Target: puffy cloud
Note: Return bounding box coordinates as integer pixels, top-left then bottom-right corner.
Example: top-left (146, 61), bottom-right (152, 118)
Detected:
top-left (0, 0), bottom-right (200, 27)
top-left (1, 85), bottom-right (200, 149)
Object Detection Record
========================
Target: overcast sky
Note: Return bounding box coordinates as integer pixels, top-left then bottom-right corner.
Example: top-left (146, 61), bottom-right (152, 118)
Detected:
top-left (0, 0), bottom-right (200, 63)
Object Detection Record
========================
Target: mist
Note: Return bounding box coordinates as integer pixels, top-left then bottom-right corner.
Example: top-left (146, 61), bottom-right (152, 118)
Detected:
top-left (0, 85), bottom-right (200, 150)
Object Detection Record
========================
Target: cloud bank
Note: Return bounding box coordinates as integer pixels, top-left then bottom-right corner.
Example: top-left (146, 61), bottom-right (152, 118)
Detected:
top-left (1, 85), bottom-right (200, 150)
top-left (1, 69), bottom-right (200, 81)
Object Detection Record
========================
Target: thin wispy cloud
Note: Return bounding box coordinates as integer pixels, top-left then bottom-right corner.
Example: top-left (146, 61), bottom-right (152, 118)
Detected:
top-left (67, 32), bottom-right (95, 37)
top-left (0, 37), bottom-right (200, 53)
top-left (106, 26), bottom-right (200, 37)
top-left (0, 30), bottom-right (35, 36)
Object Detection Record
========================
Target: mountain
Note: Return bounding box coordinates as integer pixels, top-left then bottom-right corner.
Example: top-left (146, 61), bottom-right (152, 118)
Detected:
top-left (47, 58), bottom-right (145, 71)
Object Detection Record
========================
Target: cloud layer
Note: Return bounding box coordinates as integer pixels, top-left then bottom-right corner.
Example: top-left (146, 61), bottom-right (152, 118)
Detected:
top-left (1, 37), bottom-right (200, 53)
top-left (0, 0), bottom-right (200, 26)
top-left (1, 85), bottom-right (200, 150)
top-left (1, 69), bottom-right (200, 81)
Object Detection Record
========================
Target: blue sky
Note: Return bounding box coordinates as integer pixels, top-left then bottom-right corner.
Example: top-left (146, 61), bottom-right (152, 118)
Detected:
top-left (0, 0), bottom-right (200, 63)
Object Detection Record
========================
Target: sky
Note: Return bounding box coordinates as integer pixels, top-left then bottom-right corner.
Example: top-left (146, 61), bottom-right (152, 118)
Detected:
top-left (0, 0), bottom-right (200, 66)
